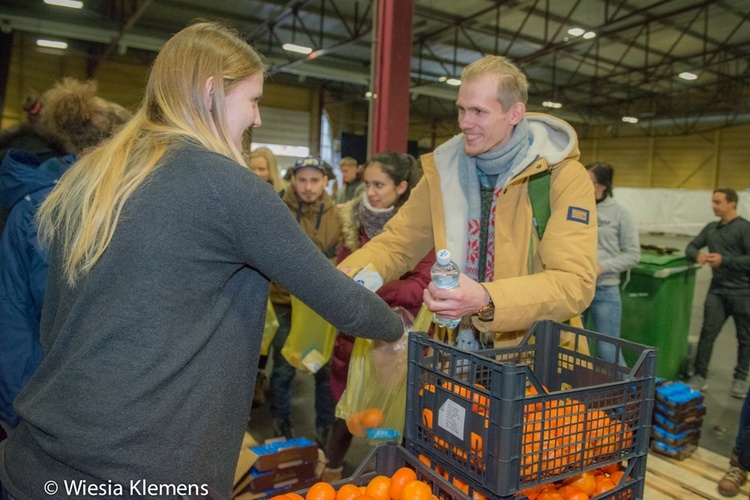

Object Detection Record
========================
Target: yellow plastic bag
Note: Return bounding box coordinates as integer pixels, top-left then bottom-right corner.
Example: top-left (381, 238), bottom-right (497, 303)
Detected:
top-left (260, 299), bottom-right (279, 356)
top-left (411, 303), bottom-right (433, 334)
top-left (281, 295), bottom-right (336, 374)
top-left (335, 307), bottom-right (412, 441)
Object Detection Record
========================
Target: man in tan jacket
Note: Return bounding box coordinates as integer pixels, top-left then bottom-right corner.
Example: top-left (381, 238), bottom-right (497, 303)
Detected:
top-left (340, 55), bottom-right (597, 343)
top-left (268, 156), bottom-right (341, 445)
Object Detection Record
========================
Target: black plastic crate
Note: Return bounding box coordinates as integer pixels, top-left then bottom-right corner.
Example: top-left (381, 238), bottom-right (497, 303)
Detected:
top-left (512, 454), bottom-right (647, 500)
top-left (405, 320), bottom-right (657, 498)
top-left (296, 442), bottom-right (469, 499)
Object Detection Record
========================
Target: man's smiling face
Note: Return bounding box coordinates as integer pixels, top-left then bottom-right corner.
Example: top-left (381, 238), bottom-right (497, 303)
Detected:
top-left (456, 74), bottom-right (524, 157)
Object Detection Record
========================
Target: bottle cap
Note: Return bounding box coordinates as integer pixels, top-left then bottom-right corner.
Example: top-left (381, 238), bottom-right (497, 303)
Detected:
top-left (436, 249), bottom-right (451, 266)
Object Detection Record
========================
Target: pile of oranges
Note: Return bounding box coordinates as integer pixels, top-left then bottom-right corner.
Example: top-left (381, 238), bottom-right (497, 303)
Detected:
top-left (347, 407), bottom-right (385, 437)
top-left (272, 467), bottom-right (436, 500)
top-left (413, 453), bottom-right (627, 500)
top-left (419, 381), bottom-right (632, 483)
top-left (517, 462), bottom-right (627, 500)
top-left (520, 386), bottom-right (632, 481)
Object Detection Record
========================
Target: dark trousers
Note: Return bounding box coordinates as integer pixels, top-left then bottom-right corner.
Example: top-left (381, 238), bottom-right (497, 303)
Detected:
top-left (694, 291), bottom-right (750, 381)
top-left (268, 306), bottom-right (335, 428)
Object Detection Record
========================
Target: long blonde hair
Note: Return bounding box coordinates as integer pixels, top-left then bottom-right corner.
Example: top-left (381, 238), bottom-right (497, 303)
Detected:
top-left (37, 22), bottom-right (266, 286)
top-left (246, 147), bottom-right (284, 192)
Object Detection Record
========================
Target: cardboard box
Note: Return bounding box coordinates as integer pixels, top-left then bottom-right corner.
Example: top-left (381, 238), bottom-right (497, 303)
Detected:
top-left (243, 461), bottom-right (315, 494)
top-left (234, 433), bottom-right (260, 489)
top-left (234, 477), bottom-right (317, 500)
top-left (243, 437), bottom-right (318, 472)
top-left (233, 434), bottom-right (319, 498)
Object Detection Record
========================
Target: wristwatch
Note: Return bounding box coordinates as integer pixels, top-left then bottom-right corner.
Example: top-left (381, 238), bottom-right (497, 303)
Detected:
top-left (477, 298), bottom-right (495, 322)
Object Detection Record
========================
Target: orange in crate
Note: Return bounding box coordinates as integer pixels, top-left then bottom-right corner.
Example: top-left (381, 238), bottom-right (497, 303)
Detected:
top-left (365, 475), bottom-right (391, 500)
top-left (563, 472), bottom-right (596, 497)
top-left (306, 482), bottom-right (336, 500)
top-left (389, 467), bottom-right (417, 500)
top-left (336, 485), bottom-right (361, 500)
top-left (399, 480), bottom-right (432, 500)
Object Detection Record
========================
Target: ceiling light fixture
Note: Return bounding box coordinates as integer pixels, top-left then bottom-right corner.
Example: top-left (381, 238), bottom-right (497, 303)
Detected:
top-left (438, 76), bottom-right (447, 83)
top-left (567, 28), bottom-right (585, 37)
top-left (36, 39), bottom-right (68, 50)
top-left (622, 116), bottom-right (639, 124)
top-left (542, 101), bottom-right (563, 109)
top-left (679, 72), bottom-right (698, 81)
top-left (445, 78), bottom-right (461, 86)
top-left (583, 32), bottom-right (596, 39)
top-left (43, 0), bottom-right (83, 8)
top-left (282, 43), bottom-right (313, 55)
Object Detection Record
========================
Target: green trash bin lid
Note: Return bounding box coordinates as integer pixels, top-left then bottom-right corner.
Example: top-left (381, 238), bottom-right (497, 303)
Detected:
top-left (638, 252), bottom-right (687, 266)
top-left (632, 251), bottom-right (697, 277)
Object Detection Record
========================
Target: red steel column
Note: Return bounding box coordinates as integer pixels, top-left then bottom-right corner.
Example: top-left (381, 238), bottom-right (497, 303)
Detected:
top-left (371, 0), bottom-right (414, 154)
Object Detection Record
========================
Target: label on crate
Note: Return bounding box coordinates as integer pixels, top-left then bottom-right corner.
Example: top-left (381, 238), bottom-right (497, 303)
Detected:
top-left (438, 399), bottom-right (465, 440)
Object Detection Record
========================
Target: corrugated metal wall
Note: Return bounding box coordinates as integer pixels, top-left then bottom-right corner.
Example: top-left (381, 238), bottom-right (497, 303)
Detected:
top-left (1, 31), bottom-right (748, 191)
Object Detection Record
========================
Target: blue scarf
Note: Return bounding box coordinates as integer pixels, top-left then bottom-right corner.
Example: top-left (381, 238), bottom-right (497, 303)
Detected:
top-left (458, 118), bottom-right (531, 281)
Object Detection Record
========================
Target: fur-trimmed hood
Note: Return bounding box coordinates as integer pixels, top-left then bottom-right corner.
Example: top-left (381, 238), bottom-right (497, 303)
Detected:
top-left (338, 195), bottom-right (362, 253)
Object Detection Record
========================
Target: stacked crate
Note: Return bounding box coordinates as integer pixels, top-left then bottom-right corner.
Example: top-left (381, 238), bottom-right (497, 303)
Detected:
top-left (650, 381), bottom-right (705, 460)
top-left (301, 320), bottom-right (658, 500)
top-left (404, 320), bottom-right (657, 499)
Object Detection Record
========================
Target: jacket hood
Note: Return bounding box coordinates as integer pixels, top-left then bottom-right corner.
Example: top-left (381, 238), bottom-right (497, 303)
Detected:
top-left (338, 195), bottom-right (362, 252)
top-left (0, 149), bottom-right (76, 211)
top-left (434, 112), bottom-right (581, 186)
top-left (523, 112), bottom-right (580, 167)
top-left (597, 194), bottom-right (615, 207)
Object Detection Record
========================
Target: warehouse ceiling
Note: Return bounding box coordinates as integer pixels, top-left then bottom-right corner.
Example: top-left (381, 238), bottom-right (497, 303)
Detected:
top-left (2, 0), bottom-right (750, 137)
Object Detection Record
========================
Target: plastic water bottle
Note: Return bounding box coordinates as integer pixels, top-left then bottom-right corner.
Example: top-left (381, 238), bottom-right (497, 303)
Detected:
top-left (431, 249), bottom-right (461, 329)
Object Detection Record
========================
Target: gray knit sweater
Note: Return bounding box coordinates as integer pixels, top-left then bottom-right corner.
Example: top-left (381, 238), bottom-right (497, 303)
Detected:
top-left (0, 143), bottom-right (403, 499)
top-left (595, 196), bottom-right (640, 286)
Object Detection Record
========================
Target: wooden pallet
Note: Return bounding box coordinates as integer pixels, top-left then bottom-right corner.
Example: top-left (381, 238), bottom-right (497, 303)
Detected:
top-left (645, 447), bottom-right (750, 499)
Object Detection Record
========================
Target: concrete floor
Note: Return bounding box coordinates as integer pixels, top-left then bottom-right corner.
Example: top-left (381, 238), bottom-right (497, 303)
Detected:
top-left (247, 232), bottom-right (742, 477)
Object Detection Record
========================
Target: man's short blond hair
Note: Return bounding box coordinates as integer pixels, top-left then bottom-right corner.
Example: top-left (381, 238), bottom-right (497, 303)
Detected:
top-left (339, 157), bottom-right (358, 169)
top-left (461, 55), bottom-right (528, 111)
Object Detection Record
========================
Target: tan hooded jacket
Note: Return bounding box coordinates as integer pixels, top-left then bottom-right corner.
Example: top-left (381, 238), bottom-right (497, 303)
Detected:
top-left (340, 113), bottom-right (597, 340)
top-left (269, 187), bottom-right (341, 306)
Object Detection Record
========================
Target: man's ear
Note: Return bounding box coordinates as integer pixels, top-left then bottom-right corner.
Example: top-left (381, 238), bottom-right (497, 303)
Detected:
top-left (204, 76), bottom-right (215, 111)
top-left (509, 101), bottom-right (526, 125)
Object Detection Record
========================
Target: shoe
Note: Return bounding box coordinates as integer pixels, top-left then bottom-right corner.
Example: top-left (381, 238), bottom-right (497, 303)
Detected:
top-left (320, 466), bottom-right (343, 483)
top-left (687, 374), bottom-right (708, 392)
top-left (252, 372), bottom-right (267, 408)
top-left (315, 448), bottom-right (328, 479)
top-left (718, 453), bottom-right (747, 497)
top-left (731, 379), bottom-right (748, 399)
top-left (271, 418), bottom-right (294, 440)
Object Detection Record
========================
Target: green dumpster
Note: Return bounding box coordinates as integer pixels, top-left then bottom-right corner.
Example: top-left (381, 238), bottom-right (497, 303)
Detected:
top-left (619, 252), bottom-right (699, 380)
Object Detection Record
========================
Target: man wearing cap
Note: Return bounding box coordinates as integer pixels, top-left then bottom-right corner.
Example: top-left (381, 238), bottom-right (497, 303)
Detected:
top-left (268, 156), bottom-right (341, 445)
